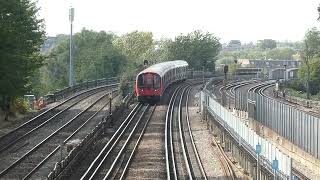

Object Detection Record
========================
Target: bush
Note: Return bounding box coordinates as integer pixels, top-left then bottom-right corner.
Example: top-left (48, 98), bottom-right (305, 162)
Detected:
top-left (10, 97), bottom-right (30, 114)
top-left (287, 79), bottom-right (320, 95)
top-left (287, 80), bottom-right (305, 92)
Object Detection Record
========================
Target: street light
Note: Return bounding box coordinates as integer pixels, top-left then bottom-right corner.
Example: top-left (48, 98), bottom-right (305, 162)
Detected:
top-left (69, 7), bottom-right (74, 87)
top-left (317, 4), bottom-right (320, 20)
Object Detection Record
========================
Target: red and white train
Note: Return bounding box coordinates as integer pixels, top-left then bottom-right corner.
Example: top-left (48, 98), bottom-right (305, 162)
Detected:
top-left (135, 60), bottom-right (188, 103)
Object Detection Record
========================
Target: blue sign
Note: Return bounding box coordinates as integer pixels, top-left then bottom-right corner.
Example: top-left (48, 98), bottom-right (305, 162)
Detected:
top-left (272, 159), bottom-right (279, 170)
top-left (256, 144), bottom-right (261, 155)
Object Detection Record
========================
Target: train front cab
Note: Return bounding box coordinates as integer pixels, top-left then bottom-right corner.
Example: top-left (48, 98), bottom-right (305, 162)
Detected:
top-left (136, 73), bottom-right (162, 103)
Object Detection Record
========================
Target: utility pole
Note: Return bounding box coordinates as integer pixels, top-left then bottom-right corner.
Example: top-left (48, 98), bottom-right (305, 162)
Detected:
top-left (69, 7), bottom-right (74, 87)
top-left (202, 66), bottom-right (205, 85)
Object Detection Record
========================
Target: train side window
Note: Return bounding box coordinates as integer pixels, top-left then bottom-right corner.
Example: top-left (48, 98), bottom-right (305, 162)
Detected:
top-left (154, 75), bottom-right (161, 89)
top-left (138, 74), bottom-right (144, 88)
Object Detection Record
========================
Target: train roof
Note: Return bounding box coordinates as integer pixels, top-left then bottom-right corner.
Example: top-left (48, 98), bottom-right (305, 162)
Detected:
top-left (138, 60), bottom-right (188, 77)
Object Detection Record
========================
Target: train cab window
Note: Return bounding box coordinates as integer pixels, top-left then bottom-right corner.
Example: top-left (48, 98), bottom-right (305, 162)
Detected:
top-left (145, 77), bottom-right (153, 88)
top-left (138, 74), bottom-right (144, 88)
top-left (154, 75), bottom-right (161, 89)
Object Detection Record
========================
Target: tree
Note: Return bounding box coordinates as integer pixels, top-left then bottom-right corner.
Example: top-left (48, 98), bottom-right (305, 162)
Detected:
top-left (36, 29), bottom-right (128, 95)
top-left (140, 39), bottom-right (172, 64)
top-left (0, 0), bottom-right (45, 120)
top-left (299, 28), bottom-right (320, 99)
top-left (266, 48), bottom-right (295, 60)
top-left (113, 31), bottom-right (154, 64)
top-left (258, 39), bottom-right (277, 49)
top-left (167, 30), bottom-right (221, 71)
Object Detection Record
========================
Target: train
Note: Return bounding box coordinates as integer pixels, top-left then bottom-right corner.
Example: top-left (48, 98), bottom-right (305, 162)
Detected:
top-left (135, 60), bottom-right (188, 103)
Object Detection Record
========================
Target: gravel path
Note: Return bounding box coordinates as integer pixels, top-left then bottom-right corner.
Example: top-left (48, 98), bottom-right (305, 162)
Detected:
top-left (125, 104), bottom-right (168, 179)
top-left (189, 87), bottom-right (226, 179)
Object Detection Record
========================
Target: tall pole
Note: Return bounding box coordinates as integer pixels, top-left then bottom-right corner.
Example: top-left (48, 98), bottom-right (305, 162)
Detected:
top-left (283, 64), bottom-right (287, 92)
top-left (69, 7), bottom-right (74, 87)
top-left (202, 66), bottom-right (205, 85)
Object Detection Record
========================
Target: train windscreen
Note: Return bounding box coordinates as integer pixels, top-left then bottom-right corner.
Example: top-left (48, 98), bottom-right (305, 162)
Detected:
top-left (137, 74), bottom-right (144, 88)
top-left (138, 73), bottom-right (160, 89)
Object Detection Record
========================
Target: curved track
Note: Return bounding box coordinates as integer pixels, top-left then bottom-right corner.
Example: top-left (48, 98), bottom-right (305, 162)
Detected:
top-left (165, 84), bottom-right (209, 179)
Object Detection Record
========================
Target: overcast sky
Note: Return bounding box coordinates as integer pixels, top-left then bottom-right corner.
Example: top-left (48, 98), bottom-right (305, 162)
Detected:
top-left (37, 0), bottom-right (320, 43)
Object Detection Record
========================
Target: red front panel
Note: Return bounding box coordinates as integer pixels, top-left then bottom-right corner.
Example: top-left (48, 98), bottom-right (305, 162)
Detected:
top-left (135, 73), bottom-right (163, 97)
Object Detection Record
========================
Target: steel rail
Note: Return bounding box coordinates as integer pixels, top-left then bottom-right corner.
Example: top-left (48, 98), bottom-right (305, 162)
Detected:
top-left (101, 105), bottom-right (149, 180)
top-left (177, 86), bottom-right (193, 179)
top-left (80, 103), bottom-right (142, 180)
top-left (0, 85), bottom-right (117, 154)
top-left (0, 83), bottom-right (117, 143)
top-left (0, 90), bottom-right (117, 178)
top-left (165, 87), bottom-right (181, 180)
top-left (258, 84), bottom-right (313, 180)
top-left (292, 167), bottom-right (311, 180)
top-left (211, 136), bottom-right (236, 180)
top-left (185, 87), bottom-right (208, 180)
top-left (22, 90), bottom-right (118, 180)
top-left (117, 105), bottom-right (156, 180)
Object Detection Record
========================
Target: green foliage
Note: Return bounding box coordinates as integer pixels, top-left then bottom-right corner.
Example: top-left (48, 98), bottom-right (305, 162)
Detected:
top-left (113, 31), bottom-right (154, 63)
top-left (303, 28), bottom-right (320, 57)
top-left (219, 46), bottom-right (297, 63)
top-left (166, 30), bottom-right (221, 71)
top-left (10, 97), bottom-right (30, 114)
top-left (0, 0), bottom-right (45, 114)
top-left (140, 39), bottom-right (172, 64)
top-left (216, 56), bottom-right (235, 65)
top-left (298, 58), bottom-right (320, 95)
top-left (258, 39), bottom-right (277, 49)
top-left (295, 28), bottom-right (320, 97)
top-left (266, 48), bottom-right (296, 60)
top-left (287, 80), bottom-right (306, 92)
top-left (228, 63), bottom-right (237, 75)
top-left (35, 29), bottom-right (128, 94)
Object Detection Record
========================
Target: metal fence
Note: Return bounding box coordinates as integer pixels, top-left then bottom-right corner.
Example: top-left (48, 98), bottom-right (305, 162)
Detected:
top-left (202, 89), bottom-right (292, 178)
top-left (234, 89), bottom-right (320, 159)
top-left (255, 93), bottom-right (320, 159)
top-left (45, 77), bottom-right (119, 103)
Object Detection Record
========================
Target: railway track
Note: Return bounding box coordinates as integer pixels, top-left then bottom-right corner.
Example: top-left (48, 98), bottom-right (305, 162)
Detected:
top-left (0, 83), bottom-right (118, 154)
top-left (292, 167), bottom-right (311, 180)
top-left (79, 103), bottom-right (155, 180)
top-left (0, 87), bottom-right (118, 179)
top-left (211, 136), bottom-right (237, 180)
top-left (258, 83), bottom-right (320, 117)
top-left (249, 82), bottom-right (312, 180)
top-left (165, 84), bottom-right (208, 179)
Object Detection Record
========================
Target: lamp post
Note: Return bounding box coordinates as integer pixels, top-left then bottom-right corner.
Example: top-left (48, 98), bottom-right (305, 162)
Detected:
top-left (202, 66), bottom-right (205, 85)
top-left (109, 92), bottom-right (112, 116)
top-left (69, 7), bottom-right (74, 87)
top-left (317, 4), bottom-right (320, 20)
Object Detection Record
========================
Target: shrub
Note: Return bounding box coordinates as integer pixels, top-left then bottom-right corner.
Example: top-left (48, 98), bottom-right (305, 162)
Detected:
top-left (10, 97), bottom-right (30, 114)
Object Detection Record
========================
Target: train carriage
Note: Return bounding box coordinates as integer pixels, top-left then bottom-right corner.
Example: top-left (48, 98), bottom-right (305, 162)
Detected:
top-left (136, 60), bottom-right (188, 103)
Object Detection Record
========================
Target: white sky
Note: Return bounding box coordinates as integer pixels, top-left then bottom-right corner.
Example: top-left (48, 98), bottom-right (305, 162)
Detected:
top-left (37, 0), bottom-right (320, 43)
